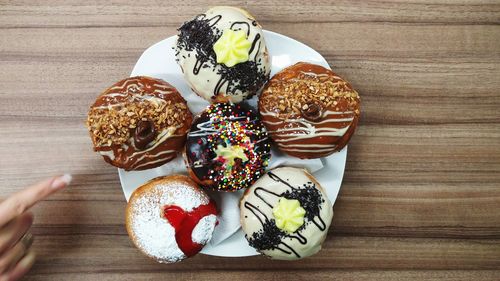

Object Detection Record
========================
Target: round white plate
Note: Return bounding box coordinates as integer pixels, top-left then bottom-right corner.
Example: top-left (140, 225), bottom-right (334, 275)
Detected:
top-left (119, 30), bottom-right (347, 257)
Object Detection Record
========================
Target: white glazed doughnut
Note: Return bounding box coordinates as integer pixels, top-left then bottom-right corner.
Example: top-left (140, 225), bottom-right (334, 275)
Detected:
top-left (240, 167), bottom-right (333, 260)
top-left (175, 6), bottom-right (271, 103)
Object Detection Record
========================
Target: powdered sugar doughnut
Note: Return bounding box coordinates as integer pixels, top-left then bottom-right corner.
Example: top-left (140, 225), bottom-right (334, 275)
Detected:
top-left (126, 175), bottom-right (217, 263)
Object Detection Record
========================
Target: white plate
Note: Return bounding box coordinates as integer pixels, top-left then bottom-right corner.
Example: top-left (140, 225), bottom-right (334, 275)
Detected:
top-left (119, 30), bottom-right (347, 257)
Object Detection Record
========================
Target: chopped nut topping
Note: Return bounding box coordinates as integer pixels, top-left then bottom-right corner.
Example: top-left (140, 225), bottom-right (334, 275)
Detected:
top-left (261, 71), bottom-right (360, 117)
top-left (86, 91), bottom-right (189, 148)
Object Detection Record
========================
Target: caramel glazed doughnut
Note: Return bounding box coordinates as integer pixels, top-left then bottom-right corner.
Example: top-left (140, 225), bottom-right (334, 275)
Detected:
top-left (259, 62), bottom-right (361, 159)
top-left (175, 6), bottom-right (271, 103)
top-left (86, 76), bottom-right (193, 170)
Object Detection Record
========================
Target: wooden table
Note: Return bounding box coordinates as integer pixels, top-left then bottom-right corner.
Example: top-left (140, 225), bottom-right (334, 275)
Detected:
top-left (1, 1), bottom-right (499, 280)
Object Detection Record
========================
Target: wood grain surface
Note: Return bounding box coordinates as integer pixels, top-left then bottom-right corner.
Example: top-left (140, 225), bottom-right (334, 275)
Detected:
top-left (1, 1), bottom-right (499, 280)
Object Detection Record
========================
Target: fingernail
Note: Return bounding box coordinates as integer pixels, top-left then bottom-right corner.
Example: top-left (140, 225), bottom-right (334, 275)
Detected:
top-left (51, 174), bottom-right (72, 190)
top-left (20, 251), bottom-right (36, 268)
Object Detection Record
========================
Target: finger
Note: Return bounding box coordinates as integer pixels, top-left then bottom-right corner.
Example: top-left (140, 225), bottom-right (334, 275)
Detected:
top-left (0, 250), bottom-right (36, 281)
top-left (0, 238), bottom-right (30, 275)
top-left (0, 174), bottom-right (71, 226)
top-left (0, 213), bottom-right (33, 255)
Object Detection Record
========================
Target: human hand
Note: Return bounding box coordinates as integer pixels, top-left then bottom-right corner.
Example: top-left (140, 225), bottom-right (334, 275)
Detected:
top-left (0, 175), bottom-right (71, 281)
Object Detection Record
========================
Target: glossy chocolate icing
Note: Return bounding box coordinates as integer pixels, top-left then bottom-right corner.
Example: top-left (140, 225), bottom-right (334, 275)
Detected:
top-left (185, 103), bottom-right (271, 191)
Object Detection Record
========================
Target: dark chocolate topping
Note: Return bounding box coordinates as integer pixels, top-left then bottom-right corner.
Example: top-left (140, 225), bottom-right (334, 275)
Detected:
top-left (186, 103), bottom-right (271, 191)
top-left (301, 103), bottom-right (323, 122)
top-left (134, 120), bottom-right (157, 150)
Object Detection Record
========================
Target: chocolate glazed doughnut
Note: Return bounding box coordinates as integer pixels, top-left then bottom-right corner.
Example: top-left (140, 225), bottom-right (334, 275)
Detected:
top-left (259, 62), bottom-right (361, 159)
top-left (184, 103), bottom-right (271, 191)
top-left (86, 76), bottom-right (193, 170)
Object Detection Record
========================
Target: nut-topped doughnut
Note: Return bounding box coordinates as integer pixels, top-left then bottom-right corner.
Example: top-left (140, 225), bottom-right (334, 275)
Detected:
top-left (259, 62), bottom-right (361, 159)
top-left (175, 6), bottom-right (271, 103)
top-left (86, 76), bottom-right (193, 170)
top-left (184, 103), bottom-right (271, 191)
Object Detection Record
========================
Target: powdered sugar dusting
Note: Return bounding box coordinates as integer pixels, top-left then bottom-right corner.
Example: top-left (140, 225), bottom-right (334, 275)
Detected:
top-left (128, 180), bottom-right (212, 263)
top-left (192, 214), bottom-right (217, 244)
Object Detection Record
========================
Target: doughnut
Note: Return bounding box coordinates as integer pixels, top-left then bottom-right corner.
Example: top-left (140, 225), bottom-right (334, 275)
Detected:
top-left (86, 76), bottom-right (193, 170)
top-left (240, 167), bottom-right (333, 260)
top-left (184, 103), bottom-right (271, 191)
top-left (126, 175), bottom-right (218, 263)
top-left (259, 62), bottom-right (361, 159)
top-left (175, 6), bottom-right (271, 103)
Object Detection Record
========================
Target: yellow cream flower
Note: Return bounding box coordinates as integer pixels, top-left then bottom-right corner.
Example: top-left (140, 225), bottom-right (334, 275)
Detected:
top-left (214, 144), bottom-right (249, 166)
top-left (213, 29), bottom-right (252, 67)
top-left (272, 197), bottom-right (306, 233)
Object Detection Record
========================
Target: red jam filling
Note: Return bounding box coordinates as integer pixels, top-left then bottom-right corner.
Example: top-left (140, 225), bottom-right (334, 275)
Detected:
top-left (163, 200), bottom-right (217, 257)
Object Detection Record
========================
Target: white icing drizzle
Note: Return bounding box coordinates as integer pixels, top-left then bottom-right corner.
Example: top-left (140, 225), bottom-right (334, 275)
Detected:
top-left (131, 150), bottom-right (177, 169)
top-left (282, 147), bottom-right (337, 153)
top-left (273, 128), bottom-right (351, 143)
top-left (299, 71), bottom-right (330, 78)
top-left (277, 143), bottom-right (337, 149)
top-left (260, 110), bottom-right (353, 117)
top-left (129, 127), bottom-right (179, 157)
top-left (99, 126), bottom-right (182, 169)
top-left (94, 94), bottom-right (168, 110)
top-left (261, 109), bottom-right (354, 153)
top-left (187, 116), bottom-right (252, 138)
top-left (98, 149), bottom-right (116, 161)
top-left (132, 154), bottom-right (177, 170)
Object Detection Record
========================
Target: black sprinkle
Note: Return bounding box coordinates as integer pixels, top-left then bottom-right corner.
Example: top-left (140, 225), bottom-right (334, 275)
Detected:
top-left (176, 15), bottom-right (222, 68)
top-left (176, 15), bottom-right (269, 99)
top-left (216, 61), bottom-right (268, 98)
top-left (247, 219), bottom-right (285, 250)
top-left (281, 182), bottom-right (324, 221)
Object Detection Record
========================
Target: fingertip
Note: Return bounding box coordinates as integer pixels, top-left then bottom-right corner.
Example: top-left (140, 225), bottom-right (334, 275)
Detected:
top-left (50, 173), bottom-right (72, 190)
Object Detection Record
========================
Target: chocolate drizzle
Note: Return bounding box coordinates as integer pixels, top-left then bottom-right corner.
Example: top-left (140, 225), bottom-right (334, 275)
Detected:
top-left (230, 21), bottom-right (251, 36)
top-left (248, 34), bottom-right (261, 56)
top-left (244, 170), bottom-right (327, 258)
top-left (175, 12), bottom-right (269, 100)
